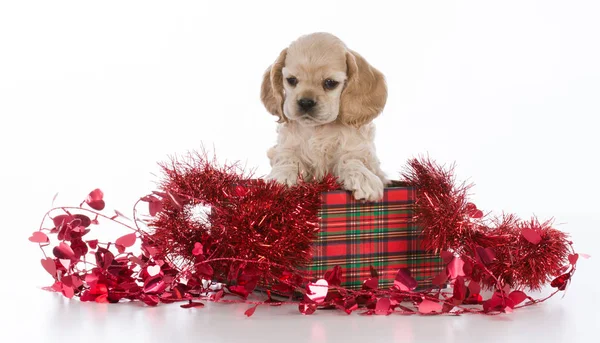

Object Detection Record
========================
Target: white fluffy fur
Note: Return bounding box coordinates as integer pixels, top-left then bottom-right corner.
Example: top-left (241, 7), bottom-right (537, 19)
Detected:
top-left (261, 32), bottom-right (388, 201)
top-left (267, 121), bottom-right (388, 201)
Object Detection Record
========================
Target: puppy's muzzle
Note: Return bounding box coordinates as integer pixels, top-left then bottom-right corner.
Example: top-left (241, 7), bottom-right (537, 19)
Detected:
top-left (297, 98), bottom-right (317, 112)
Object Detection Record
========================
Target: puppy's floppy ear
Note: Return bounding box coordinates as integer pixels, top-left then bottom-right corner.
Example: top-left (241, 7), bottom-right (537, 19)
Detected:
top-left (340, 49), bottom-right (387, 127)
top-left (261, 48), bottom-right (288, 123)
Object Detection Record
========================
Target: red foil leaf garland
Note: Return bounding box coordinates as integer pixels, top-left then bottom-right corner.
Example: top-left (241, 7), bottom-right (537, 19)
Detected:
top-left (31, 151), bottom-right (580, 316)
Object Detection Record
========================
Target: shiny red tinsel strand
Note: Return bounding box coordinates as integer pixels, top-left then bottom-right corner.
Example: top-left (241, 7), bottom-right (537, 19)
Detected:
top-left (31, 152), bottom-right (581, 316)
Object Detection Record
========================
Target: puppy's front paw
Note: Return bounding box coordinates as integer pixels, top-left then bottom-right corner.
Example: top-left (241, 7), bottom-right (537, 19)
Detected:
top-left (266, 168), bottom-right (299, 187)
top-left (342, 171), bottom-right (384, 202)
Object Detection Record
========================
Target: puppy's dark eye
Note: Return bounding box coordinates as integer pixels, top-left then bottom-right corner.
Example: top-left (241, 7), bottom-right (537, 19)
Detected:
top-left (323, 79), bottom-right (339, 90)
top-left (286, 77), bottom-right (298, 86)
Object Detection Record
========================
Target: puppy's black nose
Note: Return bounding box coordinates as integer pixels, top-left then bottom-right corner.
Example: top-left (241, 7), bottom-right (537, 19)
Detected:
top-left (297, 98), bottom-right (316, 111)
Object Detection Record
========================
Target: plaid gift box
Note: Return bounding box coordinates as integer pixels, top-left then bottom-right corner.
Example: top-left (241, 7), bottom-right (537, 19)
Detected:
top-left (305, 182), bottom-right (444, 290)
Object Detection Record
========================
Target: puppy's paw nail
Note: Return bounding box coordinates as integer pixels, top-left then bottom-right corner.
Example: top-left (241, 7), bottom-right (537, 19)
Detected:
top-left (350, 175), bottom-right (384, 202)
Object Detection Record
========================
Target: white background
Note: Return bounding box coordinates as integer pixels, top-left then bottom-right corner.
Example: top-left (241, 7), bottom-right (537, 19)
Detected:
top-left (1, 1), bottom-right (599, 342)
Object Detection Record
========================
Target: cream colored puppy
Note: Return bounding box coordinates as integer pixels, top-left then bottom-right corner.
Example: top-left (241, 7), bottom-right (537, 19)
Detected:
top-left (261, 32), bottom-right (388, 201)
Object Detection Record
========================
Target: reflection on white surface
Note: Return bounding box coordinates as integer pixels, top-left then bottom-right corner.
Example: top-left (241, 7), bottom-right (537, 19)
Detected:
top-left (3, 267), bottom-right (598, 343)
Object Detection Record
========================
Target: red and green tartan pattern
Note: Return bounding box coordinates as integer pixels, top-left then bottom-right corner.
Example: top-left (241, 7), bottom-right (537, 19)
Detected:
top-left (306, 186), bottom-right (444, 290)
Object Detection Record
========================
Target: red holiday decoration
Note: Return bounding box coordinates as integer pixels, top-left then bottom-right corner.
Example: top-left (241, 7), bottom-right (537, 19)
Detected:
top-left (30, 151), bottom-right (584, 316)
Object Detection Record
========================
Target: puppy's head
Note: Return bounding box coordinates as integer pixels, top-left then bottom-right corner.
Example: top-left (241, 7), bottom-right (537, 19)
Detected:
top-left (261, 32), bottom-right (387, 127)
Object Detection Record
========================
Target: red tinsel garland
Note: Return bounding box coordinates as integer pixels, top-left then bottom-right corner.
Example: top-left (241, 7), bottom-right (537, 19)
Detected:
top-left (30, 152), bottom-right (583, 316)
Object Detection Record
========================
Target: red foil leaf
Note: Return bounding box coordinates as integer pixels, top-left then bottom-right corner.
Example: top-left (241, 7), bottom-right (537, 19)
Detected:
top-left (476, 246), bottom-right (496, 265)
top-left (52, 215), bottom-right (71, 228)
top-left (149, 201), bottom-right (163, 216)
top-left (87, 239), bottom-right (98, 249)
top-left (74, 214), bottom-right (92, 227)
top-left (95, 248), bottom-right (114, 270)
top-left (53, 242), bottom-right (75, 260)
top-left (129, 255), bottom-right (144, 266)
top-left (139, 294), bottom-right (159, 306)
top-left (62, 286), bottom-right (75, 299)
top-left (298, 303), bottom-right (317, 315)
top-left (483, 292), bottom-right (514, 312)
top-left (432, 271), bottom-right (448, 287)
top-left (192, 242), bottom-right (203, 256)
top-left (344, 299), bottom-right (358, 314)
top-left (466, 202), bottom-right (483, 218)
top-left (29, 231), bottom-right (49, 243)
top-left (244, 304), bottom-right (258, 317)
top-left (180, 301), bottom-right (205, 309)
top-left (141, 195), bottom-right (164, 216)
top-left (115, 244), bottom-right (125, 254)
top-left (213, 290), bottom-right (224, 302)
top-left (196, 263), bottom-right (214, 279)
top-left (90, 283), bottom-right (108, 295)
top-left (85, 189), bottom-right (105, 210)
top-left (72, 276), bottom-right (83, 289)
top-left (41, 258), bottom-right (57, 277)
top-left (50, 281), bottom-right (63, 292)
top-left (306, 279), bottom-right (328, 303)
top-left (375, 297), bottom-right (391, 315)
top-left (59, 259), bottom-right (71, 270)
top-left (394, 268), bottom-right (417, 291)
top-left (440, 251), bottom-right (454, 264)
top-left (62, 275), bottom-right (74, 288)
top-left (462, 259), bottom-right (473, 276)
top-left (323, 265), bottom-right (342, 287)
top-left (442, 303), bottom-right (454, 313)
top-left (362, 277), bottom-right (378, 290)
top-left (143, 275), bottom-right (166, 294)
top-left (69, 239), bottom-right (87, 259)
top-left (228, 285), bottom-right (250, 298)
top-left (508, 290), bottom-right (528, 306)
top-left (468, 281), bottom-right (480, 295)
top-left (568, 254), bottom-right (579, 265)
top-left (448, 257), bottom-right (465, 279)
top-left (452, 276), bottom-right (467, 302)
top-left (95, 294), bottom-right (109, 303)
top-left (551, 272), bottom-right (571, 290)
top-left (522, 228), bottom-right (542, 244)
top-left (115, 233), bottom-right (137, 248)
top-left (464, 293), bottom-right (483, 305)
top-left (418, 299), bottom-right (443, 314)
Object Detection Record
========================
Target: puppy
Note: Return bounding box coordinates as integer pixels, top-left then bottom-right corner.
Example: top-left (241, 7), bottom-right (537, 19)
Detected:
top-left (261, 32), bottom-right (388, 201)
